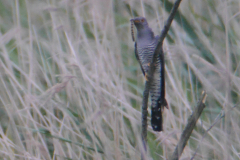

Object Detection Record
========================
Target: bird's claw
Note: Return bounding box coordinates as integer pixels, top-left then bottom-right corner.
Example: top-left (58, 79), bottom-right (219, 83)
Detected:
top-left (145, 74), bottom-right (149, 81)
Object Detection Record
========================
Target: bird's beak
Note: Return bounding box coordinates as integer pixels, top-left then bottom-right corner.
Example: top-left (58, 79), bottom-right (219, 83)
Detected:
top-left (130, 19), bottom-right (140, 24)
top-left (130, 19), bottom-right (137, 23)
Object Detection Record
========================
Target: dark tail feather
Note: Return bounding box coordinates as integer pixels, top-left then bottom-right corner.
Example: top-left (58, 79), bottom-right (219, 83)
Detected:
top-left (151, 98), bottom-right (168, 132)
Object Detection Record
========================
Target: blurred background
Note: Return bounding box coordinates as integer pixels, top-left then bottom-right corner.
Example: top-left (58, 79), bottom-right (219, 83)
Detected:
top-left (0, 0), bottom-right (240, 159)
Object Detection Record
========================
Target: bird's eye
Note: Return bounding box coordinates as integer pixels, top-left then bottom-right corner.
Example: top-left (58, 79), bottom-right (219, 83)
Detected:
top-left (141, 19), bottom-right (144, 22)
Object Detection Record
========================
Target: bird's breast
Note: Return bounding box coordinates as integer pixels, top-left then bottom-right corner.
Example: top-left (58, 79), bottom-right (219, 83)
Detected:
top-left (137, 40), bottom-right (158, 71)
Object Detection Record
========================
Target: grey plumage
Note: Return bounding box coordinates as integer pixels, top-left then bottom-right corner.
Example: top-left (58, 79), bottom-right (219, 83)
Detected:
top-left (131, 17), bottom-right (168, 132)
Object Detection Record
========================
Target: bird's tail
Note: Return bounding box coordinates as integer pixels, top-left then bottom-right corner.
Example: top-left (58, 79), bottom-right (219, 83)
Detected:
top-left (151, 98), bottom-right (168, 132)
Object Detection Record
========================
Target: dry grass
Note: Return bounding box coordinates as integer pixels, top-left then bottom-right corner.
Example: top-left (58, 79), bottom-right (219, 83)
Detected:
top-left (0, 0), bottom-right (240, 159)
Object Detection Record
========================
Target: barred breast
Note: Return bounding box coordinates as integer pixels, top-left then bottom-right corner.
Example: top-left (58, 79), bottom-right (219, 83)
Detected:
top-left (137, 38), bottom-right (162, 109)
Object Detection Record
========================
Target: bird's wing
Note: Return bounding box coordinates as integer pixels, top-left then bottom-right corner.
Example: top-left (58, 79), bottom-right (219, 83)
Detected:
top-left (135, 42), bottom-right (145, 75)
top-left (159, 46), bottom-right (168, 108)
top-left (155, 35), bottom-right (168, 108)
top-left (159, 47), bottom-right (165, 100)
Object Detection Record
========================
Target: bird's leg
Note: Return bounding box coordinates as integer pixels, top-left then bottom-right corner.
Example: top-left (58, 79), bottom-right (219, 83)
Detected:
top-left (147, 62), bottom-right (157, 67)
top-left (145, 62), bottom-right (156, 81)
top-left (144, 73), bottom-right (149, 81)
top-left (144, 63), bottom-right (151, 81)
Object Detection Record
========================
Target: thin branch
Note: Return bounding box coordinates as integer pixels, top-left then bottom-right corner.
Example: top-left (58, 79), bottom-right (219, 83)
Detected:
top-left (190, 101), bottom-right (240, 160)
top-left (141, 0), bottom-right (182, 158)
top-left (169, 91), bottom-right (207, 160)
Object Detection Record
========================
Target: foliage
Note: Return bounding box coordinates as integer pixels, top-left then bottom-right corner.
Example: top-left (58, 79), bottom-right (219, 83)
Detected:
top-left (0, 0), bottom-right (239, 159)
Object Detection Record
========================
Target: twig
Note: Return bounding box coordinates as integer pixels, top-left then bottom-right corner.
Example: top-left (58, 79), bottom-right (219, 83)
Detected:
top-left (190, 101), bottom-right (239, 160)
top-left (169, 91), bottom-right (207, 160)
top-left (141, 0), bottom-right (182, 158)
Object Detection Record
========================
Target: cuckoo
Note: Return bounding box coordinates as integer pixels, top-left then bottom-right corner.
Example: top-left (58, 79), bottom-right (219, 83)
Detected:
top-left (131, 17), bottom-right (168, 132)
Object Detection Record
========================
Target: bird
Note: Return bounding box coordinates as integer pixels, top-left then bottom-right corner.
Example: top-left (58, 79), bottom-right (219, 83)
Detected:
top-left (131, 17), bottom-right (168, 132)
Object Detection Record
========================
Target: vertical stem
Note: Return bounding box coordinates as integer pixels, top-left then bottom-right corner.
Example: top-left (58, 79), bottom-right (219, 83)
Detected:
top-left (140, 0), bottom-right (182, 159)
top-left (169, 91), bottom-right (207, 160)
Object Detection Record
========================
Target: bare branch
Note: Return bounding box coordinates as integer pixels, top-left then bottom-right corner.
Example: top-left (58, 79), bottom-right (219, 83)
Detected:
top-left (169, 91), bottom-right (207, 160)
top-left (190, 101), bottom-right (240, 160)
top-left (141, 0), bottom-right (182, 158)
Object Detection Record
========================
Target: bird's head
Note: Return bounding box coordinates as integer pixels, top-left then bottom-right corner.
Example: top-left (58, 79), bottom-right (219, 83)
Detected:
top-left (130, 17), bottom-right (148, 30)
top-left (130, 17), bottom-right (154, 41)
